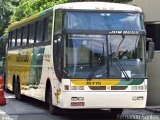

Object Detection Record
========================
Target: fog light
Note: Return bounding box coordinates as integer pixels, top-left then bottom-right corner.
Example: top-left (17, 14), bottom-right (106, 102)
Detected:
top-left (137, 96), bottom-right (143, 100)
top-left (132, 96), bottom-right (144, 100)
top-left (132, 96), bottom-right (137, 100)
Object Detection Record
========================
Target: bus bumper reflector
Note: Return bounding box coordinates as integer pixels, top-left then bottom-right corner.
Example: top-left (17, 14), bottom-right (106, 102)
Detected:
top-left (71, 102), bottom-right (85, 106)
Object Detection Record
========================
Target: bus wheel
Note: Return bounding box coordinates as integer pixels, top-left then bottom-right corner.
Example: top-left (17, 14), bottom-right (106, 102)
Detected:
top-left (110, 108), bottom-right (123, 116)
top-left (15, 77), bottom-right (22, 100)
top-left (48, 85), bottom-right (61, 115)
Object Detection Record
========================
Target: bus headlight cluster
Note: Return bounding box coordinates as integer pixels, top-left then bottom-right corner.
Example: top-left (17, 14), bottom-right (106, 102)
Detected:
top-left (131, 86), bottom-right (137, 90)
top-left (131, 86), bottom-right (144, 90)
top-left (71, 86), bottom-right (84, 90)
top-left (138, 86), bottom-right (143, 90)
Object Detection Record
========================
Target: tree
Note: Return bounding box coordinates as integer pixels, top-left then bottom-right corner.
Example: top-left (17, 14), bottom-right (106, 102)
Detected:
top-left (10, 0), bottom-right (68, 24)
top-left (0, 0), bottom-right (19, 36)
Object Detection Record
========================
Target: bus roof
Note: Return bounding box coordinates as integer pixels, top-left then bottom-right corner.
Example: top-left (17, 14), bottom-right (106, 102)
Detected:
top-left (54, 2), bottom-right (142, 12)
top-left (9, 2), bottom-right (142, 30)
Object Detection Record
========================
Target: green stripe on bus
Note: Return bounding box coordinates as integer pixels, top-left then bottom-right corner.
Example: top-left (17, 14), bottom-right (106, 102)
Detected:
top-left (118, 79), bottom-right (144, 85)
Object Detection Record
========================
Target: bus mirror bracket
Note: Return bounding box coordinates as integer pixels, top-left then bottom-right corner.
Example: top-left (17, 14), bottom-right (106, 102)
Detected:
top-left (147, 38), bottom-right (154, 62)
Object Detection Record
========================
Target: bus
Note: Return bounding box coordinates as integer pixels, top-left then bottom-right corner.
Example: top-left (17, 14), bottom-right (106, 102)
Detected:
top-left (6, 2), bottom-right (154, 115)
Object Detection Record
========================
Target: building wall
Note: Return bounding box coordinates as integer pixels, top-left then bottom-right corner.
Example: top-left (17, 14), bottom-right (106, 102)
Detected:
top-left (132, 0), bottom-right (160, 105)
top-left (133, 0), bottom-right (160, 22)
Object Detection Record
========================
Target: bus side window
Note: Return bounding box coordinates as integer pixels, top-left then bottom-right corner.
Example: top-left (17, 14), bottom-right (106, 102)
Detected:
top-left (44, 16), bottom-right (53, 42)
top-left (29, 23), bottom-right (35, 44)
top-left (17, 28), bottom-right (22, 46)
top-left (54, 10), bottom-right (62, 35)
top-left (9, 32), bottom-right (12, 48)
top-left (11, 30), bottom-right (16, 47)
top-left (36, 20), bottom-right (44, 43)
top-left (22, 26), bottom-right (28, 46)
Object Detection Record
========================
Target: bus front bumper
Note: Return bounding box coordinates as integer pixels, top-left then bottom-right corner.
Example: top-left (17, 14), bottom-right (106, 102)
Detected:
top-left (60, 91), bottom-right (147, 109)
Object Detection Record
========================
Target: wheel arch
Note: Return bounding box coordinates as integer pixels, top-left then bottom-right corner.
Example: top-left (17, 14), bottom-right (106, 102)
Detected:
top-left (45, 78), bottom-right (51, 103)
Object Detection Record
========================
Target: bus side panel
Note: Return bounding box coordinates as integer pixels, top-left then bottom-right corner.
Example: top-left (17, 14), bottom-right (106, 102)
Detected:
top-left (6, 49), bottom-right (32, 93)
top-left (6, 50), bottom-right (20, 91)
top-left (40, 45), bottom-right (60, 103)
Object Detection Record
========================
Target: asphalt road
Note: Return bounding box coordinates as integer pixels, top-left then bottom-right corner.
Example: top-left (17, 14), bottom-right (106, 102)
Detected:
top-left (1, 92), bottom-right (160, 120)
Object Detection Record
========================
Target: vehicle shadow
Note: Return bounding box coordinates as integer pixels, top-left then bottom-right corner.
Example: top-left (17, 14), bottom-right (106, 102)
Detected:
top-left (60, 109), bottom-right (117, 120)
top-left (17, 95), bottom-right (118, 119)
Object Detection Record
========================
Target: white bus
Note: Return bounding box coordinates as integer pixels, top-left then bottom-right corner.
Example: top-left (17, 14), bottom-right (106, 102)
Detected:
top-left (6, 2), bottom-right (154, 115)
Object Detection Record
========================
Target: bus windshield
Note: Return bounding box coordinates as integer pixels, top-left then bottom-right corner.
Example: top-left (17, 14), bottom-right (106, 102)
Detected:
top-left (63, 34), bottom-right (145, 79)
top-left (64, 11), bottom-right (144, 31)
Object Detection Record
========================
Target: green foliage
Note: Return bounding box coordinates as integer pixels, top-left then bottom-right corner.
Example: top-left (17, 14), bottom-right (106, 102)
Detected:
top-left (10, 0), bottom-right (68, 24)
top-left (0, 0), bottom-right (19, 36)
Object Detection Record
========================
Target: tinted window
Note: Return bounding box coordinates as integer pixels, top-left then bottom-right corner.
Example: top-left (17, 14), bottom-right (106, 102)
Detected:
top-left (22, 26), bottom-right (28, 45)
top-left (44, 17), bottom-right (53, 41)
top-left (17, 28), bottom-right (22, 46)
top-left (12, 30), bottom-right (16, 47)
top-left (9, 32), bottom-right (12, 47)
top-left (54, 10), bottom-right (62, 34)
top-left (64, 11), bottom-right (144, 31)
top-left (36, 20), bottom-right (44, 43)
top-left (29, 23), bottom-right (35, 44)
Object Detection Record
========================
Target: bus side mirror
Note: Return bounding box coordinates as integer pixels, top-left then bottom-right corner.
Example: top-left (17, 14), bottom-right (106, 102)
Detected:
top-left (147, 38), bottom-right (154, 62)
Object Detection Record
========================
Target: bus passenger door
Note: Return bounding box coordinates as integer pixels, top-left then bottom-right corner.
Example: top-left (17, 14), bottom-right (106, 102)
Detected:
top-left (53, 35), bottom-right (63, 82)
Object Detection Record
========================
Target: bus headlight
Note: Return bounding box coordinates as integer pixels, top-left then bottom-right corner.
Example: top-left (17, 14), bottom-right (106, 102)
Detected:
top-left (131, 86), bottom-right (144, 90)
top-left (131, 86), bottom-right (137, 90)
top-left (145, 85), bottom-right (147, 90)
top-left (71, 86), bottom-right (84, 90)
top-left (72, 86), bottom-right (77, 90)
top-left (138, 86), bottom-right (143, 90)
top-left (78, 86), bottom-right (84, 90)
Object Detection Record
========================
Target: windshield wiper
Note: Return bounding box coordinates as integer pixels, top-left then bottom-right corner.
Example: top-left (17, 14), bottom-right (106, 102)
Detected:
top-left (110, 42), bottom-right (130, 80)
top-left (114, 58), bottom-right (130, 80)
top-left (116, 34), bottom-right (125, 53)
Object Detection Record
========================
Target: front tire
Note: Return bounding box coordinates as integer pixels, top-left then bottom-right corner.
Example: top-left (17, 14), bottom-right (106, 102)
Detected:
top-left (48, 85), bottom-right (61, 114)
